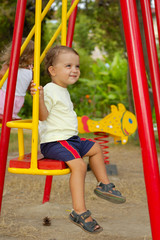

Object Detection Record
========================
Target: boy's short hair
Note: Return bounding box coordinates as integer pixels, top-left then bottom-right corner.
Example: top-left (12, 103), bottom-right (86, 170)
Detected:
top-left (45, 45), bottom-right (79, 76)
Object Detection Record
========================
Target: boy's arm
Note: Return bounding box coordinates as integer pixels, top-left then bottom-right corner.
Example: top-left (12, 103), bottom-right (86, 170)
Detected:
top-left (39, 86), bottom-right (49, 121)
top-left (30, 81), bottom-right (49, 121)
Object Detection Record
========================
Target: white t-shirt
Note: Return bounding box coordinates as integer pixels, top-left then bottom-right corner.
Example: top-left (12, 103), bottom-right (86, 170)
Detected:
top-left (39, 82), bottom-right (78, 144)
top-left (2, 68), bottom-right (32, 96)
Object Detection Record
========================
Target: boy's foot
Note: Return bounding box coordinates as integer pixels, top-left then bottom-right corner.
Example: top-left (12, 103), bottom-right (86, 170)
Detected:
top-left (94, 182), bottom-right (126, 204)
top-left (69, 210), bottom-right (103, 234)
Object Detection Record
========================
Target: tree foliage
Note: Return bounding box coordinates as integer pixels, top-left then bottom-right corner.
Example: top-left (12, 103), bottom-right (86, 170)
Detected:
top-left (0, 0), bottom-right (124, 60)
top-left (0, 0), bottom-right (16, 50)
top-left (77, 0), bottom-right (124, 58)
top-left (0, 0), bottom-right (53, 54)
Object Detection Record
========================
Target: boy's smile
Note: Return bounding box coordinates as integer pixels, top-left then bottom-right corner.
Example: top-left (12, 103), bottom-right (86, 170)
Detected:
top-left (48, 52), bottom-right (80, 88)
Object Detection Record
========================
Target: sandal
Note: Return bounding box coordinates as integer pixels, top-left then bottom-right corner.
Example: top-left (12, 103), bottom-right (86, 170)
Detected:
top-left (69, 210), bottom-right (103, 234)
top-left (94, 182), bottom-right (126, 204)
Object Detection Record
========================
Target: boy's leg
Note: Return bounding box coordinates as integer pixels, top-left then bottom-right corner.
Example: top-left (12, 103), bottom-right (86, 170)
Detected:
top-left (66, 158), bottom-right (87, 214)
top-left (85, 142), bottom-right (126, 203)
top-left (85, 142), bottom-right (110, 184)
top-left (66, 158), bottom-right (102, 230)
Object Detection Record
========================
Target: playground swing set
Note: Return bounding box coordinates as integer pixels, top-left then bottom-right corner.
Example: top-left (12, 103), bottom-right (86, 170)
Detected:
top-left (0, 0), bottom-right (137, 201)
top-left (0, 0), bottom-right (160, 239)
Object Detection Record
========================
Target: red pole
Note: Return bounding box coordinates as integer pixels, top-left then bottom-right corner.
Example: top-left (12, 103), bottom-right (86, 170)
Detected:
top-left (120, 1), bottom-right (160, 239)
top-left (154, 0), bottom-right (160, 47)
top-left (42, 0), bottom-right (78, 204)
top-left (0, 0), bottom-right (27, 213)
top-left (66, 0), bottom-right (78, 47)
top-left (140, 0), bottom-right (160, 146)
top-left (43, 176), bottom-right (53, 203)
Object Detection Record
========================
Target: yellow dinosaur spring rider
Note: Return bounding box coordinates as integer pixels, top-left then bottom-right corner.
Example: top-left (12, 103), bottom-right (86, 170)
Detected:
top-left (78, 103), bottom-right (137, 144)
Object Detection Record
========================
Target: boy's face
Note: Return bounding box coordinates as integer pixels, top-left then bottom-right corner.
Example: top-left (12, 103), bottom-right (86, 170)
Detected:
top-left (48, 52), bottom-right (80, 88)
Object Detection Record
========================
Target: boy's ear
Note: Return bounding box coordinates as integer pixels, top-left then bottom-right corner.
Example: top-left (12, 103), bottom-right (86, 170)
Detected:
top-left (48, 66), bottom-right (56, 76)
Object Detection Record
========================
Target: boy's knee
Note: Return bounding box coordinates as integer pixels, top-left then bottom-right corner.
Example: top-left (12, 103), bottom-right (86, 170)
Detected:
top-left (78, 160), bottom-right (87, 172)
top-left (68, 158), bottom-right (87, 173)
top-left (74, 159), bottom-right (87, 174)
top-left (93, 142), bottom-right (102, 152)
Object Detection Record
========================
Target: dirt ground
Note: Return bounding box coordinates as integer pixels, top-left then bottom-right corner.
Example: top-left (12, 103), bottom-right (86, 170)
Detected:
top-left (0, 138), bottom-right (155, 240)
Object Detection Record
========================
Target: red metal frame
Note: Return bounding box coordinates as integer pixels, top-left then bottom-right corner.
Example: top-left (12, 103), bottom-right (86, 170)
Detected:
top-left (43, 176), bottom-right (53, 204)
top-left (154, 0), bottom-right (160, 47)
top-left (140, 0), bottom-right (160, 146)
top-left (66, 0), bottom-right (78, 47)
top-left (0, 0), bottom-right (27, 213)
top-left (120, 0), bottom-right (160, 239)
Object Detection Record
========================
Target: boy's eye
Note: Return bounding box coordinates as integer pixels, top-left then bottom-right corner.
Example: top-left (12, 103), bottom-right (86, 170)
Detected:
top-left (76, 65), bottom-right (80, 69)
top-left (66, 64), bottom-right (71, 68)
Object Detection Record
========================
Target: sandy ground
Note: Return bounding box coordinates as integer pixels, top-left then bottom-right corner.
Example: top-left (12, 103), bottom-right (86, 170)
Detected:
top-left (0, 139), bottom-right (154, 240)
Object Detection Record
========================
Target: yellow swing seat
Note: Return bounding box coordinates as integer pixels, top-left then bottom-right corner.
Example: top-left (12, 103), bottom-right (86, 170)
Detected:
top-left (8, 152), bottom-right (70, 176)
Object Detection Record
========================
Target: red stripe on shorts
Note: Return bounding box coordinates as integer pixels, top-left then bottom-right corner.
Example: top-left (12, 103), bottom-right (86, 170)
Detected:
top-left (80, 138), bottom-right (96, 142)
top-left (60, 141), bottom-right (80, 159)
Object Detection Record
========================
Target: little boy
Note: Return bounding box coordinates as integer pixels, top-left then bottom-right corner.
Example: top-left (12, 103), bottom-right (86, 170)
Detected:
top-left (30, 45), bottom-right (126, 234)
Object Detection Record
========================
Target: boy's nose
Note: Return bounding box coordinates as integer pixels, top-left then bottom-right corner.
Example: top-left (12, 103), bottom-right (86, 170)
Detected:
top-left (72, 66), bottom-right (78, 72)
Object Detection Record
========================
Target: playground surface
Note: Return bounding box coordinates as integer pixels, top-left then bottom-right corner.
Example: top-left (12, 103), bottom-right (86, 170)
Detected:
top-left (0, 138), bottom-right (154, 240)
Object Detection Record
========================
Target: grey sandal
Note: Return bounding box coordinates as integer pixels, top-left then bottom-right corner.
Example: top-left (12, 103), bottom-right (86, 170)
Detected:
top-left (69, 210), bottom-right (103, 234)
top-left (94, 182), bottom-right (126, 204)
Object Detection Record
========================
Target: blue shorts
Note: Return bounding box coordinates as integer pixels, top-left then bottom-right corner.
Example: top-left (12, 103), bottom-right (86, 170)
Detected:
top-left (40, 136), bottom-right (95, 162)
